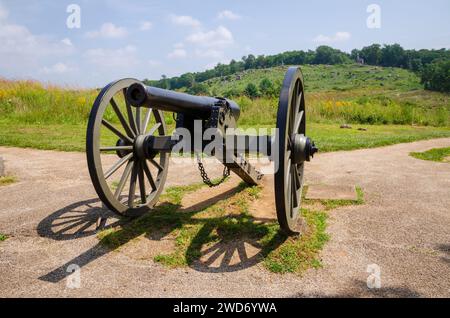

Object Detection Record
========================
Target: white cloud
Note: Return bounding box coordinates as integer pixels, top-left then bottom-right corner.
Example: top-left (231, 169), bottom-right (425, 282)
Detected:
top-left (41, 62), bottom-right (74, 74)
top-left (0, 2), bottom-right (8, 22)
top-left (0, 5), bottom-right (74, 78)
top-left (168, 48), bottom-right (187, 59)
top-left (170, 14), bottom-right (201, 28)
top-left (195, 49), bottom-right (224, 59)
top-left (139, 21), bottom-right (153, 31)
top-left (173, 42), bottom-right (184, 49)
top-left (85, 23), bottom-right (128, 39)
top-left (148, 59), bottom-right (161, 67)
top-left (313, 31), bottom-right (351, 43)
top-left (217, 10), bottom-right (241, 20)
top-left (84, 45), bottom-right (138, 67)
top-left (61, 38), bottom-right (73, 46)
top-left (0, 24), bottom-right (73, 58)
top-left (186, 26), bottom-right (234, 48)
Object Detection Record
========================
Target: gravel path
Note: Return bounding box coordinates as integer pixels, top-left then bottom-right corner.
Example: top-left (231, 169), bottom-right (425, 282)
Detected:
top-left (0, 138), bottom-right (449, 297)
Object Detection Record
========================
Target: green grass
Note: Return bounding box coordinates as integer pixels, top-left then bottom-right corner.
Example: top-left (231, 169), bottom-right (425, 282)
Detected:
top-left (0, 175), bottom-right (16, 186)
top-left (206, 64), bottom-right (423, 95)
top-left (0, 122), bottom-right (88, 152)
top-left (1, 65), bottom-right (449, 128)
top-left (262, 209), bottom-right (329, 273)
top-left (410, 147), bottom-right (450, 162)
top-left (0, 233), bottom-right (7, 241)
top-left (203, 64), bottom-right (449, 127)
top-left (98, 181), bottom-right (364, 274)
top-left (244, 123), bottom-right (450, 153)
top-left (307, 124), bottom-right (450, 152)
top-left (1, 120), bottom-right (449, 153)
top-left (1, 64), bottom-right (449, 154)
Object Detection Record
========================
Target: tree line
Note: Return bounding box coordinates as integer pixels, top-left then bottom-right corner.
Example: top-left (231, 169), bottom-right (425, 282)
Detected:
top-left (143, 44), bottom-right (450, 93)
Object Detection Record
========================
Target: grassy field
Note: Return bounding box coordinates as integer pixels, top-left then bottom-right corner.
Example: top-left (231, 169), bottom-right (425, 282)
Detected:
top-left (410, 147), bottom-right (450, 162)
top-left (0, 64), bottom-right (449, 153)
top-left (205, 64), bottom-right (449, 127)
top-left (1, 120), bottom-right (449, 153)
top-left (1, 65), bottom-right (449, 128)
top-left (206, 64), bottom-right (423, 94)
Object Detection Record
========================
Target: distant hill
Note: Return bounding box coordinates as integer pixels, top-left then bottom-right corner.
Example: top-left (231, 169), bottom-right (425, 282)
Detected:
top-left (0, 64), bottom-right (448, 129)
top-left (144, 44), bottom-right (450, 93)
top-left (201, 64), bottom-right (422, 97)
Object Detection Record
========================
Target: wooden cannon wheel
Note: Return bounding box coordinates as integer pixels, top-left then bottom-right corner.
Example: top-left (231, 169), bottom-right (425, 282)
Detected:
top-left (86, 79), bottom-right (169, 217)
top-left (275, 67), bottom-right (308, 235)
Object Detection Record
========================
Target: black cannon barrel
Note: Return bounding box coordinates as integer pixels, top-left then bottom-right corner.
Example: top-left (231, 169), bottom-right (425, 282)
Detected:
top-left (126, 83), bottom-right (240, 120)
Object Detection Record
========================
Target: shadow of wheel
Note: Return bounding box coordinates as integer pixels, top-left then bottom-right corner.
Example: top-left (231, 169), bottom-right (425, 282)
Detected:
top-left (187, 222), bottom-right (287, 273)
top-left (37, 198), bottom-right (120, 241)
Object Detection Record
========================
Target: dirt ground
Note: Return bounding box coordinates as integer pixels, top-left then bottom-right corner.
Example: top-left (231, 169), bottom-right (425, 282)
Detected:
top-left (0, 138), bottom-right (449, 298)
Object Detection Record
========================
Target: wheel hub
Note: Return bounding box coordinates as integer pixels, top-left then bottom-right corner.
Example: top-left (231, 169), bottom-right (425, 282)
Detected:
top-left (291, 134), bottom-right (318, 164)
top-left (116, 139), bottom-right (130, 158)
top-left (133, 134), bottom-right (147, 159)
top-left (133, 134), bottom-right (159, 160)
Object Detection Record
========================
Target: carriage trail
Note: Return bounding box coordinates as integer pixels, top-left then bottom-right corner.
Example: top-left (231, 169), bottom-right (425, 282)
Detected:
top-left (1, 138), bottom-right (450, 297)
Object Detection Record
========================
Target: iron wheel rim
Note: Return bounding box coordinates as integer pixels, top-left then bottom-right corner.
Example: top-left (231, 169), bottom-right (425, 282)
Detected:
top-left (86, 78), bottom-right (169, 218)
top-left (275, 67), bottom-right (306, 235)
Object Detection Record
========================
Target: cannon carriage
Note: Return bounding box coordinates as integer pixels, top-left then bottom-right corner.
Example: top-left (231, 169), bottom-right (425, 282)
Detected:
top-left (86, 66), bottom-right (317, 234)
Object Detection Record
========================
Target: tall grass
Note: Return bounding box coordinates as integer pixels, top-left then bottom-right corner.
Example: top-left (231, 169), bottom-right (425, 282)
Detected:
top-left (307, 93), bottom-right (449, 126)
top-left (235, 94), bottom-right (449, 127)
top-left (0, 79), bottom-right (98, 124)
top-left (0, 79), bottom-right (179, 126)
top-left (1, 64), bottom-right (449, 128)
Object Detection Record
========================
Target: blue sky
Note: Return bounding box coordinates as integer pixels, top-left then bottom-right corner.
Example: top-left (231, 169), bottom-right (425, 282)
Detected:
top-left (0, 0), bottom-right (449, 87)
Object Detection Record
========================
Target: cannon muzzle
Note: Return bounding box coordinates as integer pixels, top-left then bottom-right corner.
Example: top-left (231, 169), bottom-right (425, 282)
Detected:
top-left (126, 83), bottom-right (240, 120)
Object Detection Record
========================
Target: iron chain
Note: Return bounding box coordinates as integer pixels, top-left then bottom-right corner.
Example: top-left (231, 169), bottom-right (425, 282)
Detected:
top-left (196, 154), bottom-right (230, 188)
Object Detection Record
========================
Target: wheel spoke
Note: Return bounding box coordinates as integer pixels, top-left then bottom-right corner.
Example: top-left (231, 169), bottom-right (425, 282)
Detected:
top-left (138, 161), bottom-right (147, 204)
top-left (144, 123), bottom-right (162, 137)
top-left (128, 161), bottom-right (139, 207)
top-left (295, 92), bottom-right (303, 111)
top-left (104, 152), bottom-right (133, 180)
top-left (149, 158), bottom-right (163, 172)
top-left (285, 158), bottom-right (291, 187)
top-left (141, 108), bottom-right (152, 133)
top-left (142, 160), bottom-right (157, 191)
top-left (293, 164), bottom-right (301, 190)
top-left (100, 146), bottom-right (133, 152)
top-left (293, 110), bottom-right (304, 134)
top-left (295, 92), bottom-right (302, 115)
top-left (114, 160), bottom-right (133, 199)
top-left (135, 107), bottom-right (141, 134)
top-left (102, 119), bottom-right (133, 144)
top-left (123, 88), bottom-right (138, 135)
top-left (291, 168), bottom-right (298, 209)
top-left (110, 98), bottom-right (135, 138)
top-left (287, 168), bottom-right (292, 217)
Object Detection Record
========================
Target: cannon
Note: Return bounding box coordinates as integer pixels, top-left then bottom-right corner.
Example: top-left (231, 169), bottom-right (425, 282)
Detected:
top-left (86, 66), bottom-right (317, 235)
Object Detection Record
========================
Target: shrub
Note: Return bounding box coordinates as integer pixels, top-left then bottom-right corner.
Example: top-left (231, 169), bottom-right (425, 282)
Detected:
top-left (244, 83), bottom-right (260, 99)
top-left (421, 60), bottom-right (450, 92)
top-left (259, 78), bottom-right (277, 97)
top-left (186, 83), bottom-right (210, 96)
